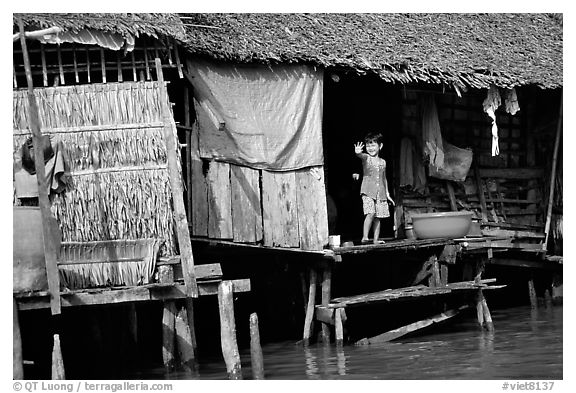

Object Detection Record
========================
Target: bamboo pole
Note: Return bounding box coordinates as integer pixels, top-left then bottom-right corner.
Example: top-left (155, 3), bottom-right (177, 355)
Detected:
top-left (100, 48), bottom-right (106, 83)
top-left (13, 59), bottom-right (18, 88)
top-left (218, 281), bottom-right (242, 380)
top-left (543, 96), bottom-right (562, 253)
top-left (155, 58), bottom-right (198, 297)
top-left (40, 43), bottom-right (48, 86)
top-left (86, 47), bottom-right (91, 83)
top-left (303, 268), bottom-right (317, 345)
top-left (249, 313), bottom-right (264, 380)
top-left (131, 51), bottom-right (137, 81)
top-left (72, 45), bottom-right (79, 83)
top-left (320, 265), bottom-right (332, 343)
top-left (162, 301), bottom-right (177, 371)
top-left (127, 303), bottom-right (138, 345)
top-left (13, 299), bottom-right (23, 380)
top-left (117, 52), bottom-right (123, 82)
top-left (57, 45), bottom-right (65, 85)
top-left (144, 44), bottom-right (151, 80)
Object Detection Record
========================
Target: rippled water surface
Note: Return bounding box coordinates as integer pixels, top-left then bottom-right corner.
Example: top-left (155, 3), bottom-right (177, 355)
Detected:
top-left (138, 305), bottom-right (562, 380)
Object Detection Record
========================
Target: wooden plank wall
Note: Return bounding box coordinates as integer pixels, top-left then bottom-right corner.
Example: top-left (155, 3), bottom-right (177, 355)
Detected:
top-left (207, 161), bottom-right (233, 239)
top-left (231, 165), bottom-right (263, 243)
top-left (261, 171), bottom-right (300, 247)
top-left (188, 142), bottom-right (329, 250)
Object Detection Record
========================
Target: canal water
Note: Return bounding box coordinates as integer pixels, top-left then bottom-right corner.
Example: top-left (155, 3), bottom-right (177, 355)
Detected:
top-left (136, 304), bottom-right (563, 380)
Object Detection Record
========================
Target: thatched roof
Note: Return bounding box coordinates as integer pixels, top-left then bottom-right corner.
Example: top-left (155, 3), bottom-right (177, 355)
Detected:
top-left (13, 13), bottom-right (186, 41)
top-left (179, 13), bottom-right (563, 89)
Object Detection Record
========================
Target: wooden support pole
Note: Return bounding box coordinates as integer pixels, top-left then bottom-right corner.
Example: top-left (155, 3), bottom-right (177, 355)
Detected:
top-left (175, 305), bottom-right (197, 373)
top-left (528, 278), bottom-right (538, 309)
top-left (51, 334), bottom-right (65, 380)
top-left (174, 39), bottom-right (184, 79)
top-left (162, 301), bottom-right (177, 371)
top-left (218, 281), bottom-right (242, 380)
top-left (303, 268), bottom-right (317, 345)
top-left (446, 181), bottom-right (458, 211)
top-left (543, 96), bottom-right (562, 253)
top-left (116, 52), bottom-right (123, 82)
top-left (85, 47), bottom-right (91, 83)
top-left (131, 51), bottom-right (137, 81)
top-left (72, 45), bottom-right (79, 83)
top-left (18, 19), bottom-right (61, 316)
top-left (474, 157), bottom-right (489, 223)
top-left (155, 58), bottom-right (198, 297)
top-left (249, 313), bottom-right (265, 380)
top-left (320, 265), bottom-right (332, 343)
top-left (335, 308), bottom-right (344, 346)
top-left (13, 299), bottom-right (23, 380)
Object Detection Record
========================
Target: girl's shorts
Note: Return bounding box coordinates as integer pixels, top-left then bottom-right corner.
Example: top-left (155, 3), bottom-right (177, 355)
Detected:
top-left (362, 195), bottom-right (390, 218)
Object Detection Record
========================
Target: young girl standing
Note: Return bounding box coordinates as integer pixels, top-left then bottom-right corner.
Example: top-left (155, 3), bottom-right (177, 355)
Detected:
top-left (354, 132), bottom-right (394, 244)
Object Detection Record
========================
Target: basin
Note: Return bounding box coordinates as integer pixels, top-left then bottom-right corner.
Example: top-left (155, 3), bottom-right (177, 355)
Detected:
top-left (411, 211), bottom-right (473, 240)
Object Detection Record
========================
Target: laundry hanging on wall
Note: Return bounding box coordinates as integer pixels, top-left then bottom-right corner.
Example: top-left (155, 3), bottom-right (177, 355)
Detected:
top-left (188, 59), bottom-right (324, 171)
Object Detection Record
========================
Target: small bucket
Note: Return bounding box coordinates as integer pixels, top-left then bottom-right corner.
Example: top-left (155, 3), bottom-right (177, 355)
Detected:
top-left (328, 235), bottom-right (341, 248)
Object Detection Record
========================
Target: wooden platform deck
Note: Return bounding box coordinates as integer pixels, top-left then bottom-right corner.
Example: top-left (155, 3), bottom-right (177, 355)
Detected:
top-left (316, 278), bottom-right (503, 312)
top-left (14, 279), bottom-right (251, 311)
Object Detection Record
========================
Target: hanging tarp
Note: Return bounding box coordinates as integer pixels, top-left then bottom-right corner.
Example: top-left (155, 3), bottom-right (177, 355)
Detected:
top-left (188, 59), bottom-right (324, 171)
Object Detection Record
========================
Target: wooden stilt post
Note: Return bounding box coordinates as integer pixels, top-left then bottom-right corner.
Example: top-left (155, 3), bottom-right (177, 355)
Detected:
top-left (127, 303), bottom-right (138, 345)
top-left (303, 268), bottom-right (317, 346)
top-left (218, 281), bottom-right (242, 380)
top-left (162, 301), bottom-right (177, 371)
top-left (51, 334), bottom-right (65, 380)
top-left (335, 308), bottom-right (344, 346)
top-left (481, 296), bottom-right (494, 331)
top-left (528, 278), bottom-right (538, 309)
top-left (475, 290), bottom-right (485, 329)
top-left (175, 305), bottom-right (197, 373)
top-left (428, 256), bottom-right (441, 287)
top-left (249, 313), bottom-right (264, 380)
top-left (440, 263), bottom-right (448, 286)
top-left (13, 299), bottom-right (23, 380)
top-left (320, 264), bottom-right (332, 344)
top-left (184, 299), bottom-right (198, 359)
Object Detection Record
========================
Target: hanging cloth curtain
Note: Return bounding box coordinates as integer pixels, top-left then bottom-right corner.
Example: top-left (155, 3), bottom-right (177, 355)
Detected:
top-left (420, 94), bottom-right (445, 169)
top-left (483, 85), bottom-right (502, 156)
top-left (188, 59), bottom-right (324, 171)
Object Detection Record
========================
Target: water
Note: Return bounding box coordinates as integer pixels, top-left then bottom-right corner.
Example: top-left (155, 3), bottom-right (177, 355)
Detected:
top-left (137, 304), bottom-right (563, 380)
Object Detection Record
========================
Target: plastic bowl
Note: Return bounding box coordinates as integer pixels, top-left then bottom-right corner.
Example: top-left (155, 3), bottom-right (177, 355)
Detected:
top-left (411, 211), bottom-right (473, 240)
